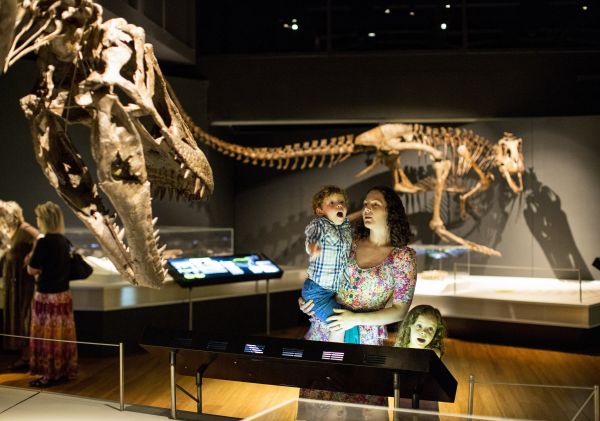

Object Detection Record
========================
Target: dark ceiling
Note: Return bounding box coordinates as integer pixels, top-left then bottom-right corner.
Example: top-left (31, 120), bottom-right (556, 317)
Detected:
top-left (196, 0), bottom-right (600, 55)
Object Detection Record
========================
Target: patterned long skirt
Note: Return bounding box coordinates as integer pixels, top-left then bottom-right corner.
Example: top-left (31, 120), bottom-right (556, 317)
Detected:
top-left (29, 290), bottom-right (78, 380)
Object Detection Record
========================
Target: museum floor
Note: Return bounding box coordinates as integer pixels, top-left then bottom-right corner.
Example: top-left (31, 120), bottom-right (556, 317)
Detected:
top-left (0, 327), bottom-right (598, 420)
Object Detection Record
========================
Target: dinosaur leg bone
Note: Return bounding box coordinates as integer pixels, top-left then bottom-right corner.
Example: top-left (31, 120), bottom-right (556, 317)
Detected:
top-left (456, 144), bottom-right (494, 220)
top-left (428, 160), bottom-right (502, 257)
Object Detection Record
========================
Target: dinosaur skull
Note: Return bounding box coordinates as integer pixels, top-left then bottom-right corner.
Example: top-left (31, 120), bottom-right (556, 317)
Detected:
top-left (2, 0), bottom-right (214, 288)
top-left (495, 133), bottom-right (524, 193)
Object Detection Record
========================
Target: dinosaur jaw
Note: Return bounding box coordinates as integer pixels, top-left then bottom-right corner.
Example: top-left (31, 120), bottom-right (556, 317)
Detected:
top-left (500, 168), bottom-right (524, 193)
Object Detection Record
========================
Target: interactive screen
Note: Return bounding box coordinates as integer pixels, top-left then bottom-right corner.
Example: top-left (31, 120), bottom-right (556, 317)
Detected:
top-left (167, 254), bottom-right (283, 287)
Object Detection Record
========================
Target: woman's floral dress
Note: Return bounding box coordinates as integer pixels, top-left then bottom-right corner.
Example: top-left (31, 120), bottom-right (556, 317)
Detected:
top-left (305, 242), bottom-right (417, 345)
top-left (300, 242), bottom-right (417, 405)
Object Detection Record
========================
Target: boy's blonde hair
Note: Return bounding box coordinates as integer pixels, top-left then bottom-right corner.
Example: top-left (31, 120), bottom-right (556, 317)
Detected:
top-left (34, 201), bottom-right (65, 234)
top-left (311, 185), bottom-right (348, 215)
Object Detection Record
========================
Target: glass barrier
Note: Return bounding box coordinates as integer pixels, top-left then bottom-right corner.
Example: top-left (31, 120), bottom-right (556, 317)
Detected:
top-left (451, 263), bottom-right (600, 304)
top-left (466, 376), bottom-right (599, 421)
top-left (0, 333), bottom-right (124, 410)
top-left (242, 398), bottom-right (530, 421)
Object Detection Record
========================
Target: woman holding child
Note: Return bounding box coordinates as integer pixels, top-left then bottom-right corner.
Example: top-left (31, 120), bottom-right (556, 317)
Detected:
top-left (301, 185), bottom-right (417, 346)
top-left (298, 185), bottom-right (417, 409)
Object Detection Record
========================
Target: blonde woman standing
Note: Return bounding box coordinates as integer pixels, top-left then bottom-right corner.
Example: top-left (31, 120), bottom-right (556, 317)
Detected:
top-left (27, 201), bottom-right (77, 387)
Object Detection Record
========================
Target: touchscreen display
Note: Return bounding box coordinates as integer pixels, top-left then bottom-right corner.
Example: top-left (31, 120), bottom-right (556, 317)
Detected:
top-left (167, 254), bottom-right (283, 287)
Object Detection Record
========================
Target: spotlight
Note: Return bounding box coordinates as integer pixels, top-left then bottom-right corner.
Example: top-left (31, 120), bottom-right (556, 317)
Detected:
top-left (445, 3), bottom-right (451, 8)
top-left (409, 10), bottom-right (415, 16)
top-left (368, 32), bottom-right (376, 38)
top-left (291, 23), bottom-right (299, 31)
top-left (384, 8), bottom-right (391, 14)
top-left (582, 5), bottom-right (588, 10)
top-left (440, 22), bottom-right (447, 30)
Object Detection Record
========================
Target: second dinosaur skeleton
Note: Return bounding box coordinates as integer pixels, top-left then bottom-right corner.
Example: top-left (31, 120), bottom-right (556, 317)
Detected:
top-left (183, 118), bottom-right (524, 256)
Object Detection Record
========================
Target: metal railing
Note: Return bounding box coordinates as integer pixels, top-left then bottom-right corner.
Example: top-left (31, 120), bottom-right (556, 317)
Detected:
top-left (453, 263), bottom-right (584, 303)
top-left (0, 333), bottom-right (125, 411)
top-left (467, 374), bottom-right (599, 421)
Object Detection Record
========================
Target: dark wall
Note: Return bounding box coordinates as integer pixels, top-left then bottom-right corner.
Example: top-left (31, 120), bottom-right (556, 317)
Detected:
top-left (198, 51), bottom-right (600, 123)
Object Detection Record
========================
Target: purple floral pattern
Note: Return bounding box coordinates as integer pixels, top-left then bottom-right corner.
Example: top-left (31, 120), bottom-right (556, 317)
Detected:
top-left (305, 243), bottom-right (417, 345)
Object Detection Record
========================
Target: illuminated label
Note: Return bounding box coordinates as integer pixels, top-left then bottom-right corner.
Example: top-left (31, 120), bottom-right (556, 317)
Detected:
top-left (322, 351), bottom-right (344, 361)
top-left (282, 348), bottom-right (304, 358)
top-left (244, 344), bottom-right (265, 354)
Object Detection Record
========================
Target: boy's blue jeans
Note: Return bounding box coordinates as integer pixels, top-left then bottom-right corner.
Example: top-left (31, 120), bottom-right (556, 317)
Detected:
top-left (301, 279), bottom-right (340, 322)
top-left (302, 279), bottom-right (361, 343)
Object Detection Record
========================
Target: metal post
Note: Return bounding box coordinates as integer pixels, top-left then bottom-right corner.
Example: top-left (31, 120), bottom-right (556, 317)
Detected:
top-left (196, 371), bottom-right (203, 414)
top-left (119, 342), bottom-right (125, 411)
top-left (594, 385), bottom-right (599, 421)
top-left (468, 374), bottom-right (475, 416)
top-left (170, 350), bottom-right (177, 419)
top-left (393, 372), bottom-right (400, 421)
top-left (266, 279), bottom-right (270, 335)
top-left (188, 287), bottom-right (193, 331)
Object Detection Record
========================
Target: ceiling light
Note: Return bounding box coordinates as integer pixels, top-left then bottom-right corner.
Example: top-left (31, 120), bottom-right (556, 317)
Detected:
top-left (291, 23), bottom-right (299, 31)
top-left (445, 3), bottom-right (451, 8)
top-left (368, 32), bottom-right (376, 38)
top-left (582, 5), bottom-right (588, 10)
top-left (409, 10), bottom-right (415, 16)
top-left (384, 8), bottom-right (391, 14)
top-left (440, 23), bottom-right (447, 30)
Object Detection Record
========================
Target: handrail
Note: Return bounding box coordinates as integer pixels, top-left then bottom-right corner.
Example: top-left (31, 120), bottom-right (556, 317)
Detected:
top-left (0, 333), bottom-right (125, 411)
top-left (468, 374), bottom-right (599, 421)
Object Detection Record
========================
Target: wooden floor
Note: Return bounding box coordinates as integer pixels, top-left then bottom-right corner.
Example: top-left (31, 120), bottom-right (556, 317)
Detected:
top-left (1, 328), bottom-right (599, 420)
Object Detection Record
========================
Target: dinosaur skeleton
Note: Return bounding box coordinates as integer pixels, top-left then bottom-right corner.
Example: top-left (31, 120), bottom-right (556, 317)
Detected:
top-left (184, 120), bottom-right (524, 256)
top-left (0, 0), bottom-right (214, 288)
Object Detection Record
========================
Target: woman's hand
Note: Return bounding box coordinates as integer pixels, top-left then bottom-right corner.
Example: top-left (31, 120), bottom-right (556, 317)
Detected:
top-left (326, 308), bottom-right (359, 332)
top-left (298, 297), bottom-right (315, 316)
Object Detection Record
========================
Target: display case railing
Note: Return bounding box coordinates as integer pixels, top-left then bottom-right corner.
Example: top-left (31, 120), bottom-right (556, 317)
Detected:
top-left (452, 263), bottom-right (596, 304)
top-left (0, 333), bottom-right (125, 411)
top-left (467, 375), bottom-right (599, 421)
top-left (243, 397), bottom-right (530, 421)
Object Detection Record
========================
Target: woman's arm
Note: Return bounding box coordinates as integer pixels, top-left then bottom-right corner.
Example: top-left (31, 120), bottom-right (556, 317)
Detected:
top-left (326, 301), bottom-right (410, 331)
top-left (27, 265), bottom-right (41, 276)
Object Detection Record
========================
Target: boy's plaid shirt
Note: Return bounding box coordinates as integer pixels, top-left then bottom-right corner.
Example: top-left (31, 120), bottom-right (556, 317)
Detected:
top-left (305, 216), bottom-right (352, 292)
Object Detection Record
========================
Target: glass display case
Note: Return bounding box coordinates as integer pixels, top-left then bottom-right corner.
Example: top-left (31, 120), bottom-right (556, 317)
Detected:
top-left (65, 226), bottom-right (234, 275)
top-left (411, 243), bottom-right (470, 281)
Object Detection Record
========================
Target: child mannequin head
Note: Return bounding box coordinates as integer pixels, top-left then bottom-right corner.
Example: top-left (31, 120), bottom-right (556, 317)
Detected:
top-left (395, 305), bottom-right (447, 357)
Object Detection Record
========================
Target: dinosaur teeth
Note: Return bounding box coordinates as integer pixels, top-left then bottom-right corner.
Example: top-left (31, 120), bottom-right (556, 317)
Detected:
top-left (194, 178), bottom-right (201, 194)
top-left (154, 229), bottom-right (160, 238)
top-left (183, 169), bottom-right (191, 179)
top-left (200, 184), bottom-right (205, 199)
top-left (117, 228), bottom-right (125, 242)
top-left (158, 244), bottom-right (167, 254)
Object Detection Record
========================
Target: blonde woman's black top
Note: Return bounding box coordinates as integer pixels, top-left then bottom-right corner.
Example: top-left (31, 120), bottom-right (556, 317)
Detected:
top-left (29, 233), bottom-right (71, 293)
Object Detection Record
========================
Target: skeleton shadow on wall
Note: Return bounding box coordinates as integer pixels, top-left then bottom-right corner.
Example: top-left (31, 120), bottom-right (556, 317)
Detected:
top-left (523, 168), bottom-right (592, 280)
top-left (241, 167), bottom-right (523, 268)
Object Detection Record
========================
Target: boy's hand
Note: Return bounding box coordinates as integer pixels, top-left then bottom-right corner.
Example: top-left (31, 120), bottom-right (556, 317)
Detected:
top-left (307, 242), bottom-right (321, 258)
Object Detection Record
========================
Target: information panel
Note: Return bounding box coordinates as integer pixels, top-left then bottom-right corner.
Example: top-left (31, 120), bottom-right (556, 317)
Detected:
top-left (167, 254), bottom-right (284, 287)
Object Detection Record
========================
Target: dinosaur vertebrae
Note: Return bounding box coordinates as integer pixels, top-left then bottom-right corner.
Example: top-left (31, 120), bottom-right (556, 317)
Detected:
top-left (176, 108), bottom-right (356, 170)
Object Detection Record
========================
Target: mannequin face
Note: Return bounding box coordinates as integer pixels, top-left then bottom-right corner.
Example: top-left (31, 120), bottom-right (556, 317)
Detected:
top-left (409, 313), bottom-right (438, 349)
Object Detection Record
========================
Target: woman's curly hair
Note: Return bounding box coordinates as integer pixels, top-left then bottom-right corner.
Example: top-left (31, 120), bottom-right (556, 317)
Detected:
top-left (395, 305), bottom-right (447, 357)
top-left (354, 186), bottom-right (412, 247)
